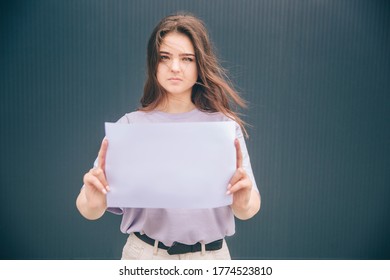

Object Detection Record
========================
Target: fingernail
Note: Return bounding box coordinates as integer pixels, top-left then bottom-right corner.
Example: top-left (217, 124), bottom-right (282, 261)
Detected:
top-left (227, 184), bottom-right (231, 189)
top-left (226, 190), bottom-right (231, 195)
top-left (106, 185), bottom-right (110, 191)
top-left (102, 189), bottom-right (107, 195)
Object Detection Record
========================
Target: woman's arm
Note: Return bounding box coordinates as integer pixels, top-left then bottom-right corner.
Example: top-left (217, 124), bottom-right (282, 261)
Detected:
top-left (228, 139), bottom-right (261, 220)
top-left (76, 139), bottom-right (109, 220)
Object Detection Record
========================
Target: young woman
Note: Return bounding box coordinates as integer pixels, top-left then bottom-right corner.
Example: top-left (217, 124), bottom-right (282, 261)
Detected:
top-left (76, 13), bottom-right (261, 260)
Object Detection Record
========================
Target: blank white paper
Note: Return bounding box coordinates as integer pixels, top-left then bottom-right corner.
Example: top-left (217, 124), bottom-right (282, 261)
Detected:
top-left (104, 121), bottom-right (236, 208)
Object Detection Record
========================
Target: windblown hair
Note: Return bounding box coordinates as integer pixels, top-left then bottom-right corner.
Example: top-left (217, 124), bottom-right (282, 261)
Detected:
top-left (140, 12), bottom-right (248, 136)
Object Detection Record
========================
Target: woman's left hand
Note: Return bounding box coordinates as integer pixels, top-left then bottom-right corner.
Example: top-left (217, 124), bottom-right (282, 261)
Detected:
top-left (227, 139), bottom-right (253, 212)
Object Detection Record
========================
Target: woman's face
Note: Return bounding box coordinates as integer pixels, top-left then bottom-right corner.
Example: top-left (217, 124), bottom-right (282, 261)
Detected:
top-left (156, 32), bottom-right (198, 100)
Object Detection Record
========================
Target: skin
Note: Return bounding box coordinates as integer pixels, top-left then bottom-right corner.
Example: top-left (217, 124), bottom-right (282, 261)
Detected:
top-left (76, 32), bottom-right (260, 220)
top-left (228, 139), bottom-right (261, 220)
top-left (156, 32), bottom-right (198, 113)
top-left (76, 138), bottom-right (108, 220)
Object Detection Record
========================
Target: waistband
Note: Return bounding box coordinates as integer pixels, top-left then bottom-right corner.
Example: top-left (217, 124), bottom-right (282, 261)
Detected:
top-left (133, 232), bottom-right (223, 255)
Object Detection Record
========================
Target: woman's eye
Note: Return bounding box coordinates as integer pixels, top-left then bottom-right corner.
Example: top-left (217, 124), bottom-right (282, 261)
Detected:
top-left (182, 57), bottom-right (193, 62)
top-left (160, 55), bottom-right (170, 61)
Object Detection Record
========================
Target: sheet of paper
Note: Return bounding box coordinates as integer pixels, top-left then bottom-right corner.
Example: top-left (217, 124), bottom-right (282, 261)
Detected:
top-left (104, 121), bottom-right (236, 208)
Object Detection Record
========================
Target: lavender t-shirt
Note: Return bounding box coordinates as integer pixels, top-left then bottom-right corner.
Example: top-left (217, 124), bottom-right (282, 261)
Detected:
top-left (104, 108), bottom-right (258, 246)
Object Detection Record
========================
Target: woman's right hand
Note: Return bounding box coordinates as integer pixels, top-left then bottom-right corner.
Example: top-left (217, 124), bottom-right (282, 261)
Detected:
top-left (82, 138), bottom-right (110, 209)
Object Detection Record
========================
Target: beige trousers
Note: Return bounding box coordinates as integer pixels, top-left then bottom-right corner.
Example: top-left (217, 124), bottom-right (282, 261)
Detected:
top-left (121, 233), bottom-right (231, 260)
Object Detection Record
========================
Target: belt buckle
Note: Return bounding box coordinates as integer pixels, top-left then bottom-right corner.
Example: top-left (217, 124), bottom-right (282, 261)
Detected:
top-left (167, 242), bottom-right (188, 255)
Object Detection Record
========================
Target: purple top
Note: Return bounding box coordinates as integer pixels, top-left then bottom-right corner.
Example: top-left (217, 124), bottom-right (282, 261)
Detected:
top-left (101, 108), bottom-right (258, 246)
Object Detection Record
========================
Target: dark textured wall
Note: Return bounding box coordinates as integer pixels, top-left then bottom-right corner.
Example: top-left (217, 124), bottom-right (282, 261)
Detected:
top-left (1, 0), bottom-right (389, 259)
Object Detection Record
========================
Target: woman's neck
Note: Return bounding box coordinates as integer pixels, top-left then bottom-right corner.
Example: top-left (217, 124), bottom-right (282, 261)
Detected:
top-left (158, 96), bottom-right (196, 114)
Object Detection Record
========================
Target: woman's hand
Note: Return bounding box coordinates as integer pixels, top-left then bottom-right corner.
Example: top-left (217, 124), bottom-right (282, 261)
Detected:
top-left (83, 139), bottom-right (110, 205)
top-left (76, 139), bottom-right (109, 220)
top-left (227, 139), bottom-right (260, 220)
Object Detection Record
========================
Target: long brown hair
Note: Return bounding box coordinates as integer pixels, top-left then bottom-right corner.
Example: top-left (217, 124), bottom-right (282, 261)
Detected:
top-left (140, 12), bottom-right (249, 137)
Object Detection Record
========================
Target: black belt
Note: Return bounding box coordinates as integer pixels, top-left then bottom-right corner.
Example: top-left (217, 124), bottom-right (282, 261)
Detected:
top-left (134, 232), bottom-right (223, 255)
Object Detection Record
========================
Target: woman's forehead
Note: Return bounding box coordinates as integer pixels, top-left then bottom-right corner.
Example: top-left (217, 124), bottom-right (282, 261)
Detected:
top-left (159, 32), bottom-right (195, 54)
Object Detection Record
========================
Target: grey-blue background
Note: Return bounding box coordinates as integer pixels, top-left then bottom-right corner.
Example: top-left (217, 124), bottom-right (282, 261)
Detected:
top-left (1, 0), bottom-right (389, 259)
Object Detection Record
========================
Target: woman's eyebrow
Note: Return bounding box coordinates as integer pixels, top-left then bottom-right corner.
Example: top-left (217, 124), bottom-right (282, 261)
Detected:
top-left (159, 51), bottom-right (195, 56)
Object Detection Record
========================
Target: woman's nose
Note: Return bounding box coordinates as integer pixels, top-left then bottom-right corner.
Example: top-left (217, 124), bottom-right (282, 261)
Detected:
top-left (170, 59), bottom-right (181, 72)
